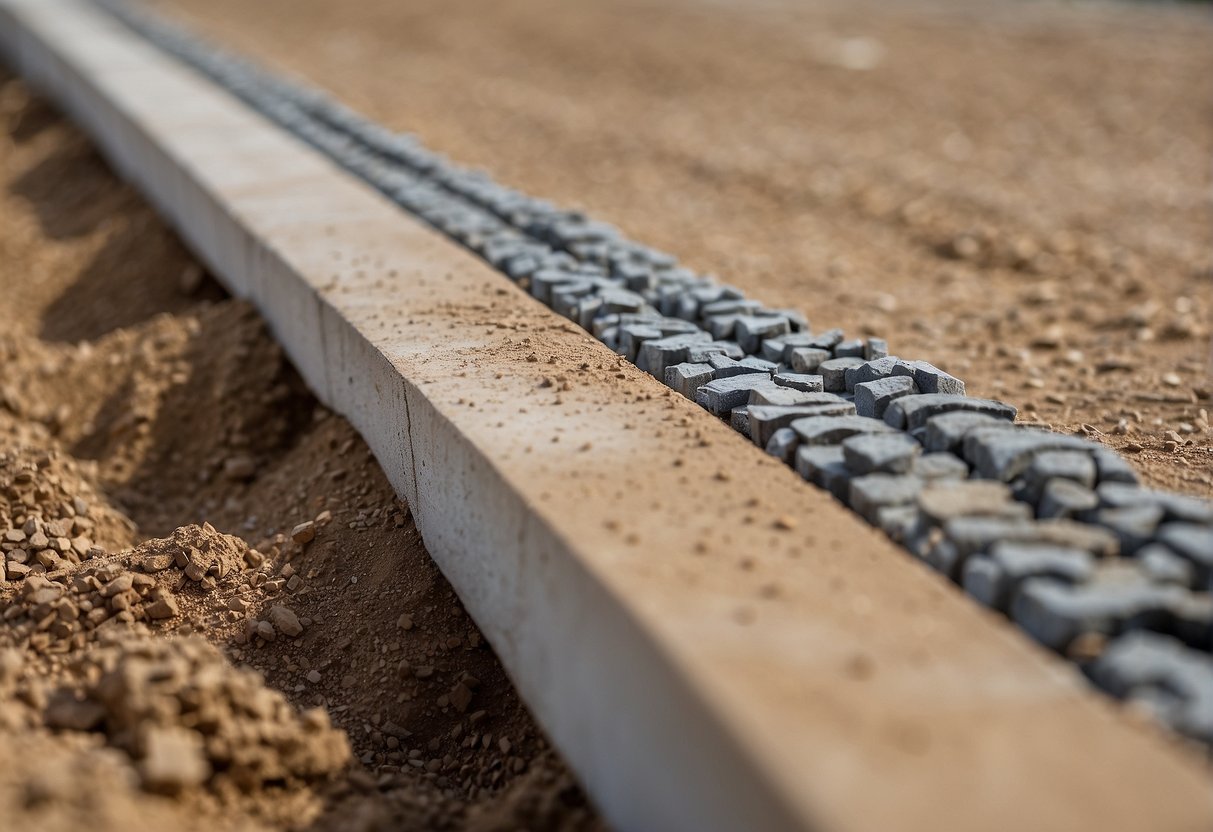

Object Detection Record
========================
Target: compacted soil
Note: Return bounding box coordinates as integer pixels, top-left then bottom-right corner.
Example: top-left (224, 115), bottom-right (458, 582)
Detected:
top-left (0, 68), bottom-right (602, 831)
top-left (147, 0), bottom-right (1213, 497)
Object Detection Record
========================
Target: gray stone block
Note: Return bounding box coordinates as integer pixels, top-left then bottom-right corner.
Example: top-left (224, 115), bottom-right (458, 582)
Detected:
top-left (841, 433), bottom-right (922, 475)
top-left (790, 414), bottom-right (899, 446)
top-left (884, 394), bottom-right (1017, 432)
top-left (695, 374), bottom-right (779, 416)
top-left (849, 474), bottom-right (924, 524)
top-left (765, 427), bottom-right (800, 465)
top-left (1012, 569), bottom-right (1200, 652)
top-left (843, 356), bottom-right (902, 393)
top-left (1097, 483), bottom-right (1213, 525)
top-left (774, 333), bottom-right (828, 363)
top-left (638, 332), bottom-right (712, 377)
top-left (1137, 544), bottom-right (1197, 589)
top-left (1093, 448), bottom-right (1139, 485)
top-left (618, 324), bottom-right (663, 361)
top-left (935, 516), bottom-right (1117, 578)
top-left (917, 480), bottom-right (1031, 525)
top-left (891, 360), bottom-right (966, 396)
top-left (794, 445), bottom-right (852, 500)
top-left (749, 387), bottom-right (821, 407)
top-left (664, 362), bottom-right (715, 399)
top-left (686, 341), bottom-right (745, 363)
top-left (708, 353), bottom-right (773, 379)
top-left (833, 339), bottom-right (866, 358)
top-left (819, 357), bottom-right (867, 392)
top-left (735, 315), bottom-right (792, 354)
top-left (731, 406), bottom-right (752, 439)
top-left (773, 373), bottom-right (824, 393)
top-left (1088, 632), bottom-right (1213, 745)
top-left (1155, 523), bottom-right (1213, 589)
top-left (1038, 479), bottom-right (1100, 520)
top-left (854, 376), bottom-right (918, 419)
top-left (1023, 450), bottom-right (1097, 503)
top-left (747, 401), bottom-right (858, 448)
top-left (865, 338), bottom-right (889, 361)
top-left (803, 329), bottom-right (844, 351)
top-left (875, 504), bottom-right (920, 541)
top-left (1090, 505), bottom-right (1166, 556)
top-left (962, 427), bottom-right (1096, 481)
top-left (963, 542), bottom-right (1095, 612)
top-left (788, 347), bottom-right (832, 374)
top-left (921, 411), bottom-right (1014, 455)
top-left (911, 452), bottom-right (969, 481)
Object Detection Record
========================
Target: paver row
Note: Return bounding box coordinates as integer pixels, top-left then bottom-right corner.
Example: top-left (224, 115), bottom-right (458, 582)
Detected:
top-left (99, 0), bottom-right (1213, 749)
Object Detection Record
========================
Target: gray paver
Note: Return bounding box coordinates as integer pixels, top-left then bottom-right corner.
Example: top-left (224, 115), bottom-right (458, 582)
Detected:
top-left (891, 360), bottom-right (966, 396)
top-left (854, 375), bottom-right (918, 419)
top-left (734, 315), bottom-right (791, 354)
top-left (1137, 544), bottom-right (1197, 589)
top-left (843, 356), bottom-right (902, 393)
top-left (819, 357), bottom-right (866, 393)
top-left (962, 427), bottom-right (1096, 482)
top-left (963, 542), bottom-right (1095, 612)
top-left (790, 414), bottom-right (899, 446)
top-left (772, 372), bottom-right (824, 393)
top-left (922, 411), bottom-right (1014, 455)
top-left (841, 432), bottom-right (922, 475)
top-left (664, 362), bottom-right (715, 399)
top-left (695, 374), bottom-right (779, 416)
top-left (1088, 632), bottom-right (1213, 744)
top-left (1037, 479), bottom-right (1100, 520)
top-left (765, 427), bottom-right (799, 465)
top-left (911, 452), bottom-right (970, 481)
top-left (794, 445), bottom-right (852, 500)
top-left (849, 474), bottom-right (924, 524)
top-left (884, 394), bottom-right (1017, 431)
top-left (1023, 450), bottom-right (1097, 503)
top-left (747, 401), bottom-right (858, 448)
top-left (788, 347), bottom-right (832, 374)
top-left (1156, 523), bottom-right (1213, 588)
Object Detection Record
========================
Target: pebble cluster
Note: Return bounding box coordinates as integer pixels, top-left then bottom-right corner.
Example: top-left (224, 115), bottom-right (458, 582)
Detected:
top-left (98, 0), bottom-right (1213, 750)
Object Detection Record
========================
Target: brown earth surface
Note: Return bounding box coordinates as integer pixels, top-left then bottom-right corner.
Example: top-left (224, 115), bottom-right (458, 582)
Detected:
top-left (0, 68), bottom-right (602, 831)
top-left (145, 0), bottom-right (1213, 498)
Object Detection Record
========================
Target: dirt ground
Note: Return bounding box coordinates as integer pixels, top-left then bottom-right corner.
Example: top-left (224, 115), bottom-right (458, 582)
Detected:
top-left (145, 0), bottom-right (1213, 498)
top-left (0, 69), bottom-right (602, 831)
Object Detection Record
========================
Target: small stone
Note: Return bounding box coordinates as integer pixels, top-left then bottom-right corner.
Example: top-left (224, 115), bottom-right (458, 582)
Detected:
top-left (100, 574), bottom-right (134, 598)
top-left (397, 613), bottom-right (414, 631)
top-left (223, 456), bottom-right (257, 482)
top-left (146, 596), bottom-right (180, 620)
top-left (291, 521), bottom-right (316, 545)
top-left (268, 605), bottom-right (304, 637)
top-left (140, 727), bottom-right (211, 793)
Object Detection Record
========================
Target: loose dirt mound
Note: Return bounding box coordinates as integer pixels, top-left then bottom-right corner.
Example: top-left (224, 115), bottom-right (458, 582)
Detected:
top-left (0, 68), bottom-right (601, 831)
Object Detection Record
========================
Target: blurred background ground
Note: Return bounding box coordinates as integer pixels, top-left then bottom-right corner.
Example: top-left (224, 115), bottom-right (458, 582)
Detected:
top-left (146, 0), bottom-right (1213, 496)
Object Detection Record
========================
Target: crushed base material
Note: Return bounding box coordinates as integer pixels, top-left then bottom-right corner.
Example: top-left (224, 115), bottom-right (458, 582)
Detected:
top-left (0, 69), bottom-right (602, 831)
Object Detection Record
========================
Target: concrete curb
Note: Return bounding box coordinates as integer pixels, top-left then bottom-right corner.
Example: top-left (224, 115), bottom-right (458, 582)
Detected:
top-left (2, 2), bottom-right (1210, 830)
